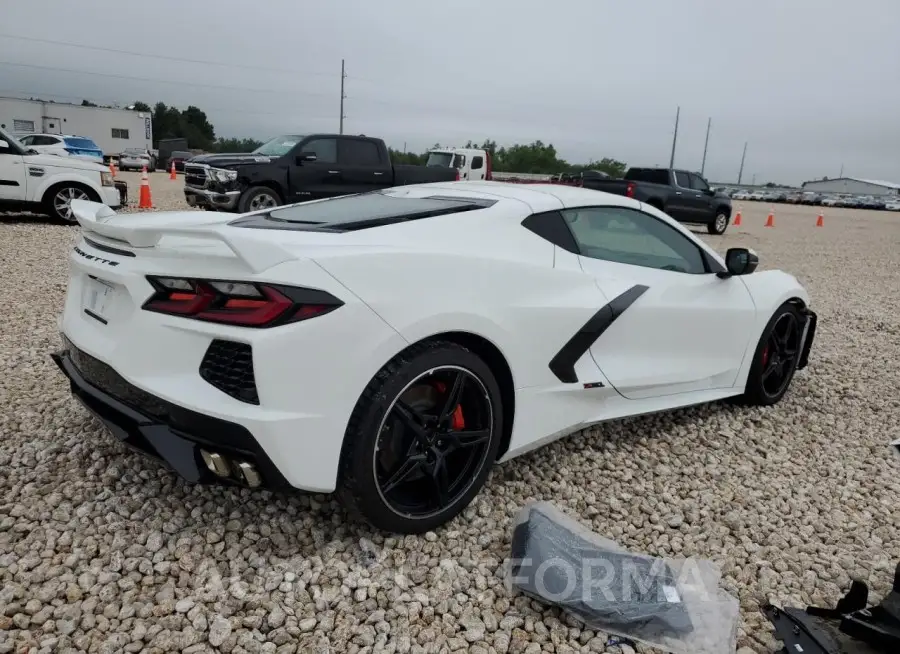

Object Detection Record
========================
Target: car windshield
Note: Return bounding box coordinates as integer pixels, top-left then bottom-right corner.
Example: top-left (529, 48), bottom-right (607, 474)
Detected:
top-left (253, 135), bottom-right (305, 157)
top-left (426, 152), bottom-right (454, 167)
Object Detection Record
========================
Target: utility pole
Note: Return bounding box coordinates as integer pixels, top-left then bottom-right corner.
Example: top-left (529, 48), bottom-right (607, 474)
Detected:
top-left (839, 163), bottom-right (844, 177)
top-left (668, 106), bottom-right (680, 168)
top-left (339, 59), bottom-right (347, 135)
top-left (700, 117), bottom-right (711, 176)
top-left (737, 141), bottom-right (747, 184)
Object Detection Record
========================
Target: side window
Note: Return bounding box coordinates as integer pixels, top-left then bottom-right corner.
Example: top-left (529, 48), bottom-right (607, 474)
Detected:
top-left (338, 139), bottom-right (381, 165)
top-left (689, 173), bottom-right (710, 192)
top-left (301, 138), bottom-right (337, 164)
top-left (561, 206), bottom-right (707, 274)
top-left (451, 154), bottom-right (466, 169)
top-left (471, 155), bottom-right (484, 170)
top-left (673, 171), bottom-right (691, 188)
top-left (18, 135), bottom-right (33, 145)
top-left (34, 136), bottom-right (58, 146)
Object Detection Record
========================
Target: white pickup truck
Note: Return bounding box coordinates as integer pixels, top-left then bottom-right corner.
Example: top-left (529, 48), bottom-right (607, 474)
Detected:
top-left (0, 126), bottom-right (122, 223)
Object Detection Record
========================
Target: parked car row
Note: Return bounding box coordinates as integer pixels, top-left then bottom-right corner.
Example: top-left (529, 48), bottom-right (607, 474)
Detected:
top-left (716, 187), bottom-right (900, 210)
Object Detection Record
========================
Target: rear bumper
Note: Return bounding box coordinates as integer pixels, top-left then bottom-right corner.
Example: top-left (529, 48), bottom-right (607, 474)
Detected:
top-left (52, 342), bottom-right (290, 490)
top-left (184, 186), bottom-right (240, 211)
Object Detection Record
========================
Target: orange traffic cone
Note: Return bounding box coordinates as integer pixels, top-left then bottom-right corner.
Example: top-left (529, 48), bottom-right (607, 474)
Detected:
top-left (733, 206), bottom-right (742, 226)
top-left (764, 208), bottom-right (775, 227)
top-left (109, 161), bottom-right (116, 177)
top-left (816, 211), bottom-right (824, 227)
top-left (169, 160), bottom-right (177, 180)
top-left (138, 165), bottom-right (153, 209)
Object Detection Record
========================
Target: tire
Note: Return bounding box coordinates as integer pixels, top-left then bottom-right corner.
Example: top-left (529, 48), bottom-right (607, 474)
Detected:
top-left (707, 211), bottom-right (729, 235)
top-left (237, 186), bottom-right (282, 213)
top-left (43, 183), bottom-right (97, 224)
top-left (738, 302), bottom-right (805, 406)
top-left (339, 341), bottom-right (504, 534)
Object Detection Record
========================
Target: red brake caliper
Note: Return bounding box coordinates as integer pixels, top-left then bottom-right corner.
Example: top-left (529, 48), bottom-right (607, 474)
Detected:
top-left (432, 382), bottom-right (466, 430)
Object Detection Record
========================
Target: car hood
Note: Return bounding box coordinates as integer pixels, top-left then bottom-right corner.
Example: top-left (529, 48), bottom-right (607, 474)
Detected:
top-left (187, 152), bottom-right (274, 167)
top-left (24, 152), bottom-right (106, 173)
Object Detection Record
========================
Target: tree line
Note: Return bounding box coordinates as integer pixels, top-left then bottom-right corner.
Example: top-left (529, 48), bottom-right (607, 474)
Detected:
top-left (127, 101), bottom-right (626, 175)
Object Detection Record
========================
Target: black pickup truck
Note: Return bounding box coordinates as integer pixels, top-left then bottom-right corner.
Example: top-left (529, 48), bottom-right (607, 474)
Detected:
top-left (583, 167), bottom-right (733, 234)
top-left (184, 134), bottom-right (459, 213)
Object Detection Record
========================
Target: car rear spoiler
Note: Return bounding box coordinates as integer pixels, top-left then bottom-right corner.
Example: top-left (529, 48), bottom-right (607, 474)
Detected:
top-left (70, 200), bottom-right (296, 273)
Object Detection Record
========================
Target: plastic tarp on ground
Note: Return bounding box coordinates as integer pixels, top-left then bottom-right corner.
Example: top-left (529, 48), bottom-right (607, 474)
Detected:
top-left (507, 502), bottom-right (740, 654)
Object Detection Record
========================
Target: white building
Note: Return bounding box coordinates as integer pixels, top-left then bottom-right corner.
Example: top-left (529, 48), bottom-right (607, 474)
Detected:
top-left (0, 96), bottom-right (152, 156)
top-left (801, 177), bottom-right (900, 196)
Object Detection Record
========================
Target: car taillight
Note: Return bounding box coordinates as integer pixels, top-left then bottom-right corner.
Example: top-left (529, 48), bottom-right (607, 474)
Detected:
top-left (626, 182), bottom-right (635, 198)
top-left (142, 277), bottom-right (343, 328)
top-left (455, 169), bottom-right (460, 181)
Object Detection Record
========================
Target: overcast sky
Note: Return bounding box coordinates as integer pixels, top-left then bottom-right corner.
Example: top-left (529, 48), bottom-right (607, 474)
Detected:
top-left (3, 0), bottom-right (899, 185)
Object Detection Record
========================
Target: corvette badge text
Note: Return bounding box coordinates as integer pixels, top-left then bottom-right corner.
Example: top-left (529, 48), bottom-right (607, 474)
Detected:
top-left (73, 246), bottom-right (119, 267)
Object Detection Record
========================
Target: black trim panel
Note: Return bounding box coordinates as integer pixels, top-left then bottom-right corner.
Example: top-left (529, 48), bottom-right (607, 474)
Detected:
top-left (797, 310), bottom-right (817, 370)
top-left (549, 284), bottom-right (649, 383)
top-left (521, 211), bottom-right (580, 253)
top-left (0, 179), bottom-right (20, 187)
top-left (52, 342), bottom-right (290, 489)
top-left (84, 236), bottom-right (136, 257)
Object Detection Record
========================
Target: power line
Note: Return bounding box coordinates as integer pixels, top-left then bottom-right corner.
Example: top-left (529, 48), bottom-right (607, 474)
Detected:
top-left (0, 33), bottom-right (336, 80)
top-left (0, 88), bottom-right (337, 122)
top-left (0, 60), bottom-right (335, 98)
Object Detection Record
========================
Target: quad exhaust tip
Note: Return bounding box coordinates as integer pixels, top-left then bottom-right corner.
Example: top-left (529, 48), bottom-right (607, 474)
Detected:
top-left (234, 461), bottom-right (262, 488)
top-left (201, 450), bottom-right (231, 477)
top-left (200, 449), bottom-right (262, 488)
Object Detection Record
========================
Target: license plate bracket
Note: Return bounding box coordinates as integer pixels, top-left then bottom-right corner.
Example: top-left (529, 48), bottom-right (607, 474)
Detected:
top-left (82, 276), bottom-right (115, 324)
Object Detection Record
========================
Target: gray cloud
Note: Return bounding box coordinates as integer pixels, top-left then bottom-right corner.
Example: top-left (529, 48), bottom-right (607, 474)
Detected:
top-left (3, 0), bottom-right (898, 185)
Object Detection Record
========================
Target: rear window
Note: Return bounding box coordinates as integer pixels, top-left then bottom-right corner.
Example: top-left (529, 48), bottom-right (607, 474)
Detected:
top-left (624, 168), bottom-right (670, 185)
top-left (230, 191), bottom-right (497, 232)
top-left (64, 137), bottom-right (99, 150)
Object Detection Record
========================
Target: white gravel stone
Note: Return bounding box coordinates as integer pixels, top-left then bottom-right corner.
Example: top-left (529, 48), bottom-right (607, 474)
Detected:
top-left (1, 192), bottom-right (899, 654)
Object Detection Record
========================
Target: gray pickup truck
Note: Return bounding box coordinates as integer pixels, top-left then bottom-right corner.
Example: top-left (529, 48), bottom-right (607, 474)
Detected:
top-left (584, 167), bottom-right (733, 235)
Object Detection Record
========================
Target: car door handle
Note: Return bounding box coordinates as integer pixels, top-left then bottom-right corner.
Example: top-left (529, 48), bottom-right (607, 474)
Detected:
top-left (373, 172), bottom-right (384, 176)
top-left (327, 170), bottom-right (340, 174)
top-left (675, 191), bottom-right (682, 195)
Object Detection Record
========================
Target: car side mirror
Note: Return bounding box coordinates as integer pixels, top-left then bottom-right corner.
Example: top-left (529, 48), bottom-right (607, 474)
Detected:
top-left (719, 247), bottom-right (759, 278)
top-left (295, 151), bottom-right (317, 164)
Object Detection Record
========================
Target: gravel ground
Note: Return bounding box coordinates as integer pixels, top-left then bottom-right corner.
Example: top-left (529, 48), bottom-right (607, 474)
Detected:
top-left (2, 177), bottom-right (900, 654)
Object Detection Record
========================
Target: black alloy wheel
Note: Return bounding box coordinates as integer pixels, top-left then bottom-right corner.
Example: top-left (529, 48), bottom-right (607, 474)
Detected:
top-left (759, 312), bottom-right (802, 398)
top-left (373, 366), bottom-right (493, 519)
top-left (739, 302), bottom-right (805, 406)
top-left (340, 341), bottom-right (503, 534)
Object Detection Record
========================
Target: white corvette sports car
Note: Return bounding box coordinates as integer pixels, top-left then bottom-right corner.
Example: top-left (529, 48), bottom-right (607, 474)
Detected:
top-left (55, 182), bottom-right (817, 533)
